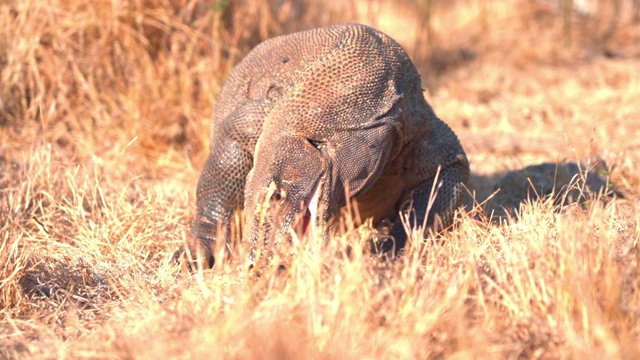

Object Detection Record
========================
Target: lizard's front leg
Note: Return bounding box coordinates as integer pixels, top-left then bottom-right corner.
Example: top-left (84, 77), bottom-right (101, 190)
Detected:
top-left (183, 137), bottom-right (252, 269)
top-left (387, 154), bottom-right (469, 254)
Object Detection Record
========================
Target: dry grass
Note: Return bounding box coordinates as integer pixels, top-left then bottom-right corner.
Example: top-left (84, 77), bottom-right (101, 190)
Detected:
top-left (1, 0), bottom-right (639, 358)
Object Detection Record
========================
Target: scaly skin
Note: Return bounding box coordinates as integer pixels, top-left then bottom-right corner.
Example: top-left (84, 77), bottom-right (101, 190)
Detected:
top-left (184, 23), bottom-right (469, 268)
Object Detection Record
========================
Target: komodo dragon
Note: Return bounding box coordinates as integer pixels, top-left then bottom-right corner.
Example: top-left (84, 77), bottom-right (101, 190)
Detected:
top-left (184, 23), bottom-right (469, 268)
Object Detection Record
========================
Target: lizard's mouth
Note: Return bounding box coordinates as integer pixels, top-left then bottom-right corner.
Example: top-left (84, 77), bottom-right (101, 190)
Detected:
top-left (302, 180), bottom-right (321, 236)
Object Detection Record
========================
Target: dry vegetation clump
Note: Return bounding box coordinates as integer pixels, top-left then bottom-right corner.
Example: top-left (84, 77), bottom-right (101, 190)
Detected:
top-left (1, 0), bottom-right (639, 358)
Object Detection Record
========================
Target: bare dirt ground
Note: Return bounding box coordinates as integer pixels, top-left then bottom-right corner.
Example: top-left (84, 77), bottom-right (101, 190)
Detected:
top-left (1, 0), bottom-right (639, 358)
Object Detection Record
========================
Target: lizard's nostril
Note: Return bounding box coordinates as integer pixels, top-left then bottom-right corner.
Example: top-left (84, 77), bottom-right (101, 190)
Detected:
top-left (270, 191), bottom-right (283, 202)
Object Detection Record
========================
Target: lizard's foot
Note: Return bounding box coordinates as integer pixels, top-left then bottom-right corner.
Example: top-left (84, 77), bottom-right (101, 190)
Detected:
top-left (172, 245), bottom-right (215, 272)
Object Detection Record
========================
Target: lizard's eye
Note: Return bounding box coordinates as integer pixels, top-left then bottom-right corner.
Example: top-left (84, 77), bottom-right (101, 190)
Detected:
top-left (307, 138), bottom-right (325, 152)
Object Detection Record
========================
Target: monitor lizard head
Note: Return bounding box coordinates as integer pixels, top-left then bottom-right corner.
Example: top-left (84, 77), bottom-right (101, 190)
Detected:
top-left (243, 133), bottom-right (336, 268)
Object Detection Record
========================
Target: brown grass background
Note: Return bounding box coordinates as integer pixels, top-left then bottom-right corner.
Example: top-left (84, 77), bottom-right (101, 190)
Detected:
top-left (1, 0), bottom-right (639, 358)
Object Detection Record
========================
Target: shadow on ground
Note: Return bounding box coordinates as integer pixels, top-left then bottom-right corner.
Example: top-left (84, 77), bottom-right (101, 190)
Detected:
top-left (464, 158), bottom-right (622, 220)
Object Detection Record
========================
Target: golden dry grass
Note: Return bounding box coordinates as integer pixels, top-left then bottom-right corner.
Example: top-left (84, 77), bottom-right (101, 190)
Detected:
top-left (1, 0), bottom-right (639, 358)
